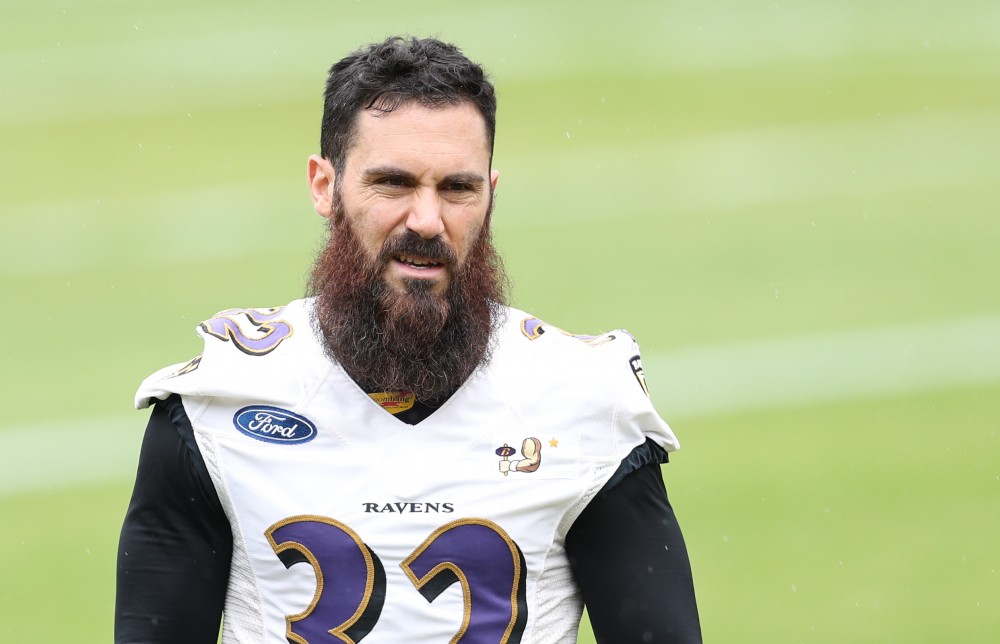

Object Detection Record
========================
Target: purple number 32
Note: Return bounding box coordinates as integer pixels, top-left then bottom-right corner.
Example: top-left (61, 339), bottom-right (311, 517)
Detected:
top-left (266, 516), bottom-right (528, 643)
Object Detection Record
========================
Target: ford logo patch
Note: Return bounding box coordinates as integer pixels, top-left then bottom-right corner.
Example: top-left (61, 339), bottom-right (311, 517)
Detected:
top-left (233, 406), bottom-right (317, 445)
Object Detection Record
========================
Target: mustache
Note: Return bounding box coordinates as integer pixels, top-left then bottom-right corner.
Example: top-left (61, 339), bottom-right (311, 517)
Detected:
top-left (379, 230), bottom-right (457, 267)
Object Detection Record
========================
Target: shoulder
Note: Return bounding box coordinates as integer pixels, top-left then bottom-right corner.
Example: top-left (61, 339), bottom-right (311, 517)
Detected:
top-left (489, 307), bottom-right (656, 418)
top-left (195, 300), bottom-right (310, 357)
top-left (494, 306), bottom-right (648, 391)
top-left (490, 306), bottom-right (679, 455)
top-left (135, 298), bottom-right (326, 409)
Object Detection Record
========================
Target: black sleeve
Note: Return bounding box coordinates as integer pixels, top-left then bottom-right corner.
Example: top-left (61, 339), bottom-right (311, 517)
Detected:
top-left (115, 394), bottom-right (233, 644)
top-left (566, 461), bottom-right (702, 644)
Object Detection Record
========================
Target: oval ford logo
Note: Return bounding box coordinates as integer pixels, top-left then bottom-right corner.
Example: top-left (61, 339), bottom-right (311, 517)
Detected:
top-left (233, 406), bottom-right (316, 445)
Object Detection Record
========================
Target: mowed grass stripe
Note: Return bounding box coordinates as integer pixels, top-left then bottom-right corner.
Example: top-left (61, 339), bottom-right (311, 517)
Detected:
top-left (3, 107), bottom-right (996, 277)
top-left (3, 1), bottom-right (995, 128)
top-left (3, 313), bottom-right (998, 496)
top-left (648, 314), bottom-right (1000, 419)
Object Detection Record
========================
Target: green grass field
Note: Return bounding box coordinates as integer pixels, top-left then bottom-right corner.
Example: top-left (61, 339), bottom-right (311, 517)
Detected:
top-left (2, 1), bottom-right (999, 641)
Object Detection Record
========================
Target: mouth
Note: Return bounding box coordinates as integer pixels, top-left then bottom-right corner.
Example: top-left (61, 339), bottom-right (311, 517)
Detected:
top-left (389, 253), bottom-right (449, 283)
top-left (394, 253), bottom-right (445, 270)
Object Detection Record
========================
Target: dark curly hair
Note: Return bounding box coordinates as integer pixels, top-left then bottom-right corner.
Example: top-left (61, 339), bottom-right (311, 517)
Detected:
top-left (320, 36), bottom-right (497, 174)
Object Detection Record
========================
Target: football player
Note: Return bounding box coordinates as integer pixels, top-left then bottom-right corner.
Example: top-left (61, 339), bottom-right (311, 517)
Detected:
top-left (116, 36), bottom-right (701, 643)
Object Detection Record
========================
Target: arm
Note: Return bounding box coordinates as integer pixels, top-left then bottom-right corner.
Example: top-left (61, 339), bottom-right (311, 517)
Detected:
top-left (115, 394), bottom-right (232, 643)
top-left (566, 463), bottom-right (702, 644)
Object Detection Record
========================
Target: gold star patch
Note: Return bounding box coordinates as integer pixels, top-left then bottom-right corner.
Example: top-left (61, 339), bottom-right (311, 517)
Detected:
top-left (549, 438), bottom-right (559, 448)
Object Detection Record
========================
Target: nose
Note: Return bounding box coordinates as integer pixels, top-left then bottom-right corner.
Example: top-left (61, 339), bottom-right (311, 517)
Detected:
top-left (405, 188), bottom-right (446, 239)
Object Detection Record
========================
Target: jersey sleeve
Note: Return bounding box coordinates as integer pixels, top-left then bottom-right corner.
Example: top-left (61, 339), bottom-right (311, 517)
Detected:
top-left (564, 329), bottom-right (680, 483)
top-left (610, 331), bottom-right (679, 457)
top-left (134, 300), bottom-right (325, 412)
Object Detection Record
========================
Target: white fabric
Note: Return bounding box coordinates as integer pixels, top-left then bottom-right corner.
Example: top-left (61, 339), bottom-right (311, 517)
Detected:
top-left (136, 298), bottom-right (679, 643)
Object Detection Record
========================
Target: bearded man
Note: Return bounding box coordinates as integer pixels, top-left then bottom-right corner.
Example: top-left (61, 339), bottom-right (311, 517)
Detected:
top-left (116, 37), bottom-right (701, 644)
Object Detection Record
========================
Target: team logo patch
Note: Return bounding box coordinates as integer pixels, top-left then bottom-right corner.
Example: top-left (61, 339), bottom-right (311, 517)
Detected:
top-left (233, 406), bottom-right (316, 444)
top-left (496, 437), bottom-right (543, 475)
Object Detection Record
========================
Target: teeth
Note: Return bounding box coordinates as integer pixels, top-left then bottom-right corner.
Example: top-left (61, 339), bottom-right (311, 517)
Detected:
top-left (397, 254), bottom-right (441, 268)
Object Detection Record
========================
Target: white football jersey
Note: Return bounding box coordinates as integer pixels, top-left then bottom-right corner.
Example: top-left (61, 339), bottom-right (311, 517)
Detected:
top-left (136, 298), bottom-right (679, 643)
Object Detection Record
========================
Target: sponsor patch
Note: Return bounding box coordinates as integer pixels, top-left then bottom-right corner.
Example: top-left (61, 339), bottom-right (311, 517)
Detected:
top-left (369, 390), bottom-right (415, 414)
top-left (233, 406), bottom-right (316, 444)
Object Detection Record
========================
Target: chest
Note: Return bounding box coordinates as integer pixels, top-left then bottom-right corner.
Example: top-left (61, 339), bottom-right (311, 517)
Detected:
top-left (193, 389), bottom-right (595, 643)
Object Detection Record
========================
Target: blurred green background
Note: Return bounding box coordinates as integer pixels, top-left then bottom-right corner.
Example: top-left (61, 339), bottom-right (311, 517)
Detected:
top-left (2, 0), bottom-right (998, 641)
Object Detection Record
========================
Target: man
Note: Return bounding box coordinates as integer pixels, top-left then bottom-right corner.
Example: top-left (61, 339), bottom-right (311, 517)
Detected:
top-left (117, 37), bottom-right (701, 643)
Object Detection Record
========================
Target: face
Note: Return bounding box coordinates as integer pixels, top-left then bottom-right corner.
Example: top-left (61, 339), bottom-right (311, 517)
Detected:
top-left (306, 100), bottom-right (508, 401)
top-left (308, 101), bottom-right (499, 296)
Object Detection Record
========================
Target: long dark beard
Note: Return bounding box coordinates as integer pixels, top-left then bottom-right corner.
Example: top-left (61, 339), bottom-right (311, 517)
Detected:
top-left (308, 197), bottom-right (508, 402)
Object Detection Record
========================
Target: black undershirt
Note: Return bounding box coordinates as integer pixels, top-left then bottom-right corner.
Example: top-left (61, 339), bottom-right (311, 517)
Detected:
top-left (116, 394), bottom-right (701, 643)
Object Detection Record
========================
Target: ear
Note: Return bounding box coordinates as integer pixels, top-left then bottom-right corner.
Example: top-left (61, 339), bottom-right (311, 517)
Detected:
top-left (490, 168), bottom-right (500, 193)
top-left (307, 155), bottom-right (336, 218)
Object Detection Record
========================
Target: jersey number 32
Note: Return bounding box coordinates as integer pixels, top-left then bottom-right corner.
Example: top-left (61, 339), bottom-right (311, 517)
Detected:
top-left (266, 515), bottom-right (528, 643)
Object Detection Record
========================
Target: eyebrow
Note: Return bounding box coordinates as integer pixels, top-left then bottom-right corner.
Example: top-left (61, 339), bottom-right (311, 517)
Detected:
top-left (361, 166), bottom-right (486, 187)
top-left (438, 172), bottom-right (486, 187)
top-left (361, 166), bottom-right (415, 182)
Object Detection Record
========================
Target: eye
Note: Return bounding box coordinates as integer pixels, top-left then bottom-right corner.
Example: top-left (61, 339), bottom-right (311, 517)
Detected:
top-left (380, 175), bottom-right (408, 187)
